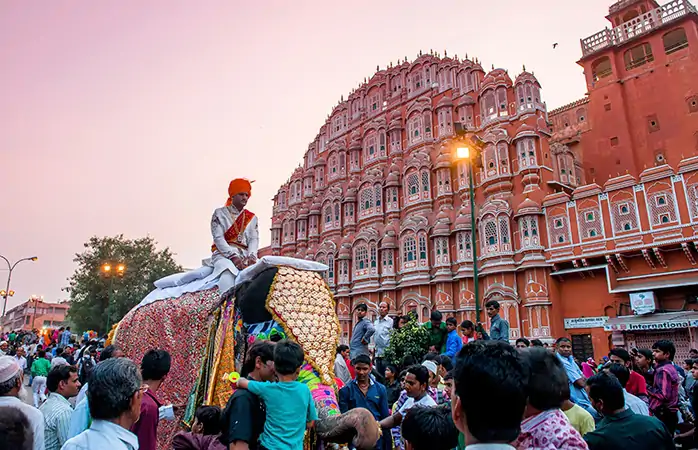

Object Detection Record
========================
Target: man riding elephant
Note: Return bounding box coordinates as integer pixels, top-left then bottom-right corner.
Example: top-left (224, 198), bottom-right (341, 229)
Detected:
top-left (111, 178), bottom-right (380, 450)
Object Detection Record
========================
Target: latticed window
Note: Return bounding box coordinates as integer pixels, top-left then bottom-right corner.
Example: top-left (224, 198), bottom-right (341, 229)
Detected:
top-left (324, 206), bottom-right (332, 224)
top-left (499, 217), bottom-right (510, 246)
top-left (355, 246), bottom-right (368, 270)
top-left (687, 184), bottom-right (698, 222)
top-left (649, 190), bottom-right (677, 226)
top-left (548, 215), bottom-right (570, 245)
top-left (327, 255), bottom-right (334, 283)
top-left (421, 171), bottom-right (430, 193)
top-left (497, 143), bottom-right (509, 175)
top-left (610, 196), bottom-right (639, 233)
top-left (406, 172), bottom-right (420, 200)
top-left (484, 220), bottom-right (498, 247)
top-left (370, 245), bottom-right (377, 268)
top-left (457, 231), bottom-right (472, 261)
top-left (360, 188), bottom-right (374, 214)
top-left (375, 185), bottom-right (382, 208)
top-left (517, 138), bottom-right (537, 168)
top-left (578, 206), bottom-right (603, 239)
top-left (519, 217), bottom-right (540, 248)
top-left (403, 237), bottom-right (416, 263)
top-left (418, 235), bottom-right (428, 260)
top-left (334, 203), bottom-right (340, 222)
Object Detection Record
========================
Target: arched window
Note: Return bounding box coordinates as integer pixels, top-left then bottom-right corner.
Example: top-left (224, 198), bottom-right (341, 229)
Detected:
top-left (334, 203), bottom-right (340, 222)
top-left (663, 28), bottom-right (688, 54)
top-left (496, 87), bottom-right (508, 114)
top-left (365, 133), bottom-right (378, 161)
top-left (484, 219), bottom-right (498, 246)
top-left (379, 131), bottom-right (387, 155)
top-left (421, 170), bottom-right (430, 194)
top-left (408, 116), bottom-right (423, 144)
top-left (355, 246), bottom-right (368, 271)
top-left (497, 143), bottom-right (509, 174)
top-left (423, 111), bottom-right (433, 137)
top-left (324, 206), bottom-right (332, 224)
top-left (418, 234), bottom-right (427, 260)
top-left (327, 255), bottom-right (334, 283)
top-left (624, 43), bottom-right (654, 70)
top-left (375, 185), bottom-right (382, 209)
top-left (360, 187), bottom-right (374, 216)
top-left (406, 171), bottom-right (420, 201)
top-left (403, 237), bottom-right (416, 263)
top-left (329, 155), bottom-right (338, 175)
top-left (481, 91), bottom-right (496, 121)
top-left (591, 57), bottom-right (612, 81)
top-left (498, 217), bottom-right (510, 246)
top-left (370, 244), bottom-right (377, 269)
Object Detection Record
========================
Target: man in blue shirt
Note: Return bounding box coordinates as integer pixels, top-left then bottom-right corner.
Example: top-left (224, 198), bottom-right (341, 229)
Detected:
top-left (442, 317), bottom-right (463, 359)
top-left (339, 354), bottom-right (391, 450)
top-left (555, 337), bottom-right (598, 420)
top-left (350, 304), bottom-right (375, 359)
top-left (485, 300), bottom-right (510, 342)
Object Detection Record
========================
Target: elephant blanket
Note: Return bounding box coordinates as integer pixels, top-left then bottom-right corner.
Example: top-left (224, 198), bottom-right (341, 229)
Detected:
top-left (113, 265), bottom-right (343, 450)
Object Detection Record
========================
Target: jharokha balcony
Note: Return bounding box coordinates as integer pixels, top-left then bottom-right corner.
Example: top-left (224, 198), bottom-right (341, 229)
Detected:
top-left (581, 0), bottom-right (697, 57)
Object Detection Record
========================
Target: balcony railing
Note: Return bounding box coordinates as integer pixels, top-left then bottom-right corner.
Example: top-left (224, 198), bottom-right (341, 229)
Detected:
top-left (581, 0), bottom-right (697, 57)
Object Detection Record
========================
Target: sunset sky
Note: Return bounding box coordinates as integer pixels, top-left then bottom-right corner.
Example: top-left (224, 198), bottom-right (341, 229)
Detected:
top-left (0, 0), bottom-right (614, 310)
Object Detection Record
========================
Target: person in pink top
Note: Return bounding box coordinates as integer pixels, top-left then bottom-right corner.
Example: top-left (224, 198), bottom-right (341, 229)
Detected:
top-left (459, 320), bottom-right (476, 345)
top-left (513, 348), bottom-right (588, 450)
top-left (582, 358), bottom-right (596, 379)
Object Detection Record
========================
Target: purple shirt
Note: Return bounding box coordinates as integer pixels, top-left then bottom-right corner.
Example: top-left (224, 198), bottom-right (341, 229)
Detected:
top-left (648, 360), bottom-right (679, 414)
top-left (131, 390), bottom-right (162, 450)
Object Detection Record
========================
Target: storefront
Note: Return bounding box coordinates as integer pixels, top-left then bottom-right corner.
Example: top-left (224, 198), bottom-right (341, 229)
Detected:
top-left (564, 316), bottom-right (610, 362)
top-left (604, 311), bottom-right (698, 362)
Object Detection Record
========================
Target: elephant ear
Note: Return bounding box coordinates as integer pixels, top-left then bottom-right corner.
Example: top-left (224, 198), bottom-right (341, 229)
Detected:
top-left (265, 266), bottom-right (341, 386)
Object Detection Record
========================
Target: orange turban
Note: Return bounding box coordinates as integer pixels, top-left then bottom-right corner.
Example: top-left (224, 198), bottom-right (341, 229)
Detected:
top-left (226, 178), bottom-right (252, 206)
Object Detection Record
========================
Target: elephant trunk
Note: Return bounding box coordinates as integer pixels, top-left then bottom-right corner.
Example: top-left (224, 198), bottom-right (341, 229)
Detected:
top-left (315, 407), bottom-right (382, 450)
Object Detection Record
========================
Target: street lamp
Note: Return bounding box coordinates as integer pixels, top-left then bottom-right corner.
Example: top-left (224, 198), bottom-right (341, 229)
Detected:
top-left (101, 262), bottom-right (126, 333)
top-left (0, 255), bottom-right (38, 318)
top-left (454, 131), bottom-right (485, 324)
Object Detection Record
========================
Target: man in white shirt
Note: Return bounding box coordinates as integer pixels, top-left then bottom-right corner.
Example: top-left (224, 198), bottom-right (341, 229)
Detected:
top-left (62, 358), bottom-right (143, 450)
top-left (0, 355), bottom-right (45, 450)
top-left (373, 301), bottom-right (393, 376)
top-left (379, 365), bottom-right (437, 430)
top-left (606, 363), bottom-right (650, 416)
top-left (451, 341), bottom-right (526, 450)
top-left (14, 347), bottom-right (27, 372)
top-left (40, 364), bottom-right (82, 449)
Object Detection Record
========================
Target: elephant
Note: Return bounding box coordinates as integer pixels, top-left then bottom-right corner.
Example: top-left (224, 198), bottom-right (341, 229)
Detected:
top-left (112, 261), bottom-right (380, 450)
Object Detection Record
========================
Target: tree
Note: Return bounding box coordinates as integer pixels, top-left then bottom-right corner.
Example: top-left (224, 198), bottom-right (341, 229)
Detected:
top-left (383, 316), bottom-right (430, 367)
top-left (65, 235), bottom-right (182, 334)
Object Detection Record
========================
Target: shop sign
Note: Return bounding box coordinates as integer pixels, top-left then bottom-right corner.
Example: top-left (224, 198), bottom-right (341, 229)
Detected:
top-left (629, 291), bottom-right (656, 315)
top-left (564, 316), bottom-right (609, 329)
top-left (604, 318), bottom-right (698, 332)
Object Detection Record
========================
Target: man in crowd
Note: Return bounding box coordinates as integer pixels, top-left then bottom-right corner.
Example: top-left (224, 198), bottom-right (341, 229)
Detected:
top-left (40, 365), bottom-right (81, 450)
top-left (380, 365), bottom-right (436, 434)
top-left (132, 348), bottom-right (172, 450)
top-left (555, 337), bottom-right (596, 419)
top-left (14, 347), bottom-right (27, 374)
top-left (604, 364), bottom-right (649, 416)
top-left (60, 327), bottom-right (72, 348)
top-left (339, 354), bottom-right (391, 450)
top-left (62, 358), bottom-right (143, 450)
top-left (30, 349), bottom-right (50, 407)
top-left (220, 340), bottom-right (275, 450)
top-left (648, 339), bottom-right (680, 434)
top-left (485, 300), bottom-right (509, 342)
top-left (442, 317), bottom-right (463, 359)
top-left (0, 341), bottom-right (9, 356)
top-left (373, 301), bottom-right (393, 377)
top-left (513, 348), bottom-right (586, 449)
top-left (451, 341), bottom-right (527, 449)
top-left (608, 348), bottom-right (647, 399)
top-left (425, 311), bottom-right (448, 353)
top-left (584, 372), bottom-right (673, 450)
top-left (350, 304), bottom-right (375, 359)
top-left (401, 406), bottom-right (459, 450)
top-left (0, 355), bottom-right (44, 450)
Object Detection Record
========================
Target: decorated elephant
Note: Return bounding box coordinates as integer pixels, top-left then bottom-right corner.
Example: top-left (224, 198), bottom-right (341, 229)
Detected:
top-left (111, 256), bottom-right (380, 450)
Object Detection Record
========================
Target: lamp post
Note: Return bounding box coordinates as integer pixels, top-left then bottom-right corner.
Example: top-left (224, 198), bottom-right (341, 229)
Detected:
top-left (101, 262), bottom-right (126, 333)
top-left (455, 133), bottom-right (485, 324)
top-left (0, 255), bottom-right (38, 319)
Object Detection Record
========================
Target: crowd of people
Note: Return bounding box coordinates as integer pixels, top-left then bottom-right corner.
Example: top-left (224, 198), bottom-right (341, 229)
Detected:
top-left (0, 304), bottom-right (696, 450)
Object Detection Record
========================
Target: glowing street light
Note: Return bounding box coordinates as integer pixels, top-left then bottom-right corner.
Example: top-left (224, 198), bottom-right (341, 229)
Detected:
top-left (100, 261), bottom-right (127, 333)
top-left (453, 128), bottom-right (485, 324)
top-left (0, 255), bottom-right (38, 318)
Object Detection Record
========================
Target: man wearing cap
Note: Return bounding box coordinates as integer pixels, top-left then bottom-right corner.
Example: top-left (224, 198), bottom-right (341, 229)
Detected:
top-left (0, 355), bottom-right (45, 450)
top-left (206, 178), bottom-right (259, 294)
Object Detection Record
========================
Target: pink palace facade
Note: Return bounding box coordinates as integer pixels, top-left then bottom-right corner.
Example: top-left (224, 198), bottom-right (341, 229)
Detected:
top-left (263, 0), bottom-right (698, 362)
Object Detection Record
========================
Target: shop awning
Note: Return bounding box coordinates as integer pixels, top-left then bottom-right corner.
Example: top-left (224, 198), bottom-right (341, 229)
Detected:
top-left (604, 311), bottom-right (698, 332)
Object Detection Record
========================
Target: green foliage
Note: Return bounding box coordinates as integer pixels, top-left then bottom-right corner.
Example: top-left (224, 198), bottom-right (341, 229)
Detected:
top-left (65, 235), bottom-right (182, 334)
top-left (382, 317), bottom-right (429, 366)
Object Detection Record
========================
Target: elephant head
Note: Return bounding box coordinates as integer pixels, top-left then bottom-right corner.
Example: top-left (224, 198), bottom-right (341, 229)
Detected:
top-left (114, 264), bottom-right (380, 450)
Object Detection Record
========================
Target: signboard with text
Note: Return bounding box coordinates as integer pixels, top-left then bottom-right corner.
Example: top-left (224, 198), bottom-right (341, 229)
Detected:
top-left (604, 318), bottom-right (698, 332)
top-left (564, 316), bottom-right (609, 329)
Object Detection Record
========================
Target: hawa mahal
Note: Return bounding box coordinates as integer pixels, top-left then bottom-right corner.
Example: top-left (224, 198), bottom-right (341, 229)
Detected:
top-left (262, 0), bottom-right (698, 361)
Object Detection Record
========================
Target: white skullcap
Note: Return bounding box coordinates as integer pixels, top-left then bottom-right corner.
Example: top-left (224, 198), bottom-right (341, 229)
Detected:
top-left (0, 356), bottom-right (21, 383)
top-left (422, 360), bottom-right (438, 376)
top-left (0, 341), bottom-right (7, 346)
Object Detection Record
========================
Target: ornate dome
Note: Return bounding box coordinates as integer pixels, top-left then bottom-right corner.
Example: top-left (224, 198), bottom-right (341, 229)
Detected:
top-left (514, 197), bottom-right (542, 217)
top-left (454, 204), bottom-right (473, 230)
top-left (514, 68), bottom-right (539, 86)
top-left (381, 223), bottom-right (398, 248)
top-left (481, 68), bottom-right (512, 90)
